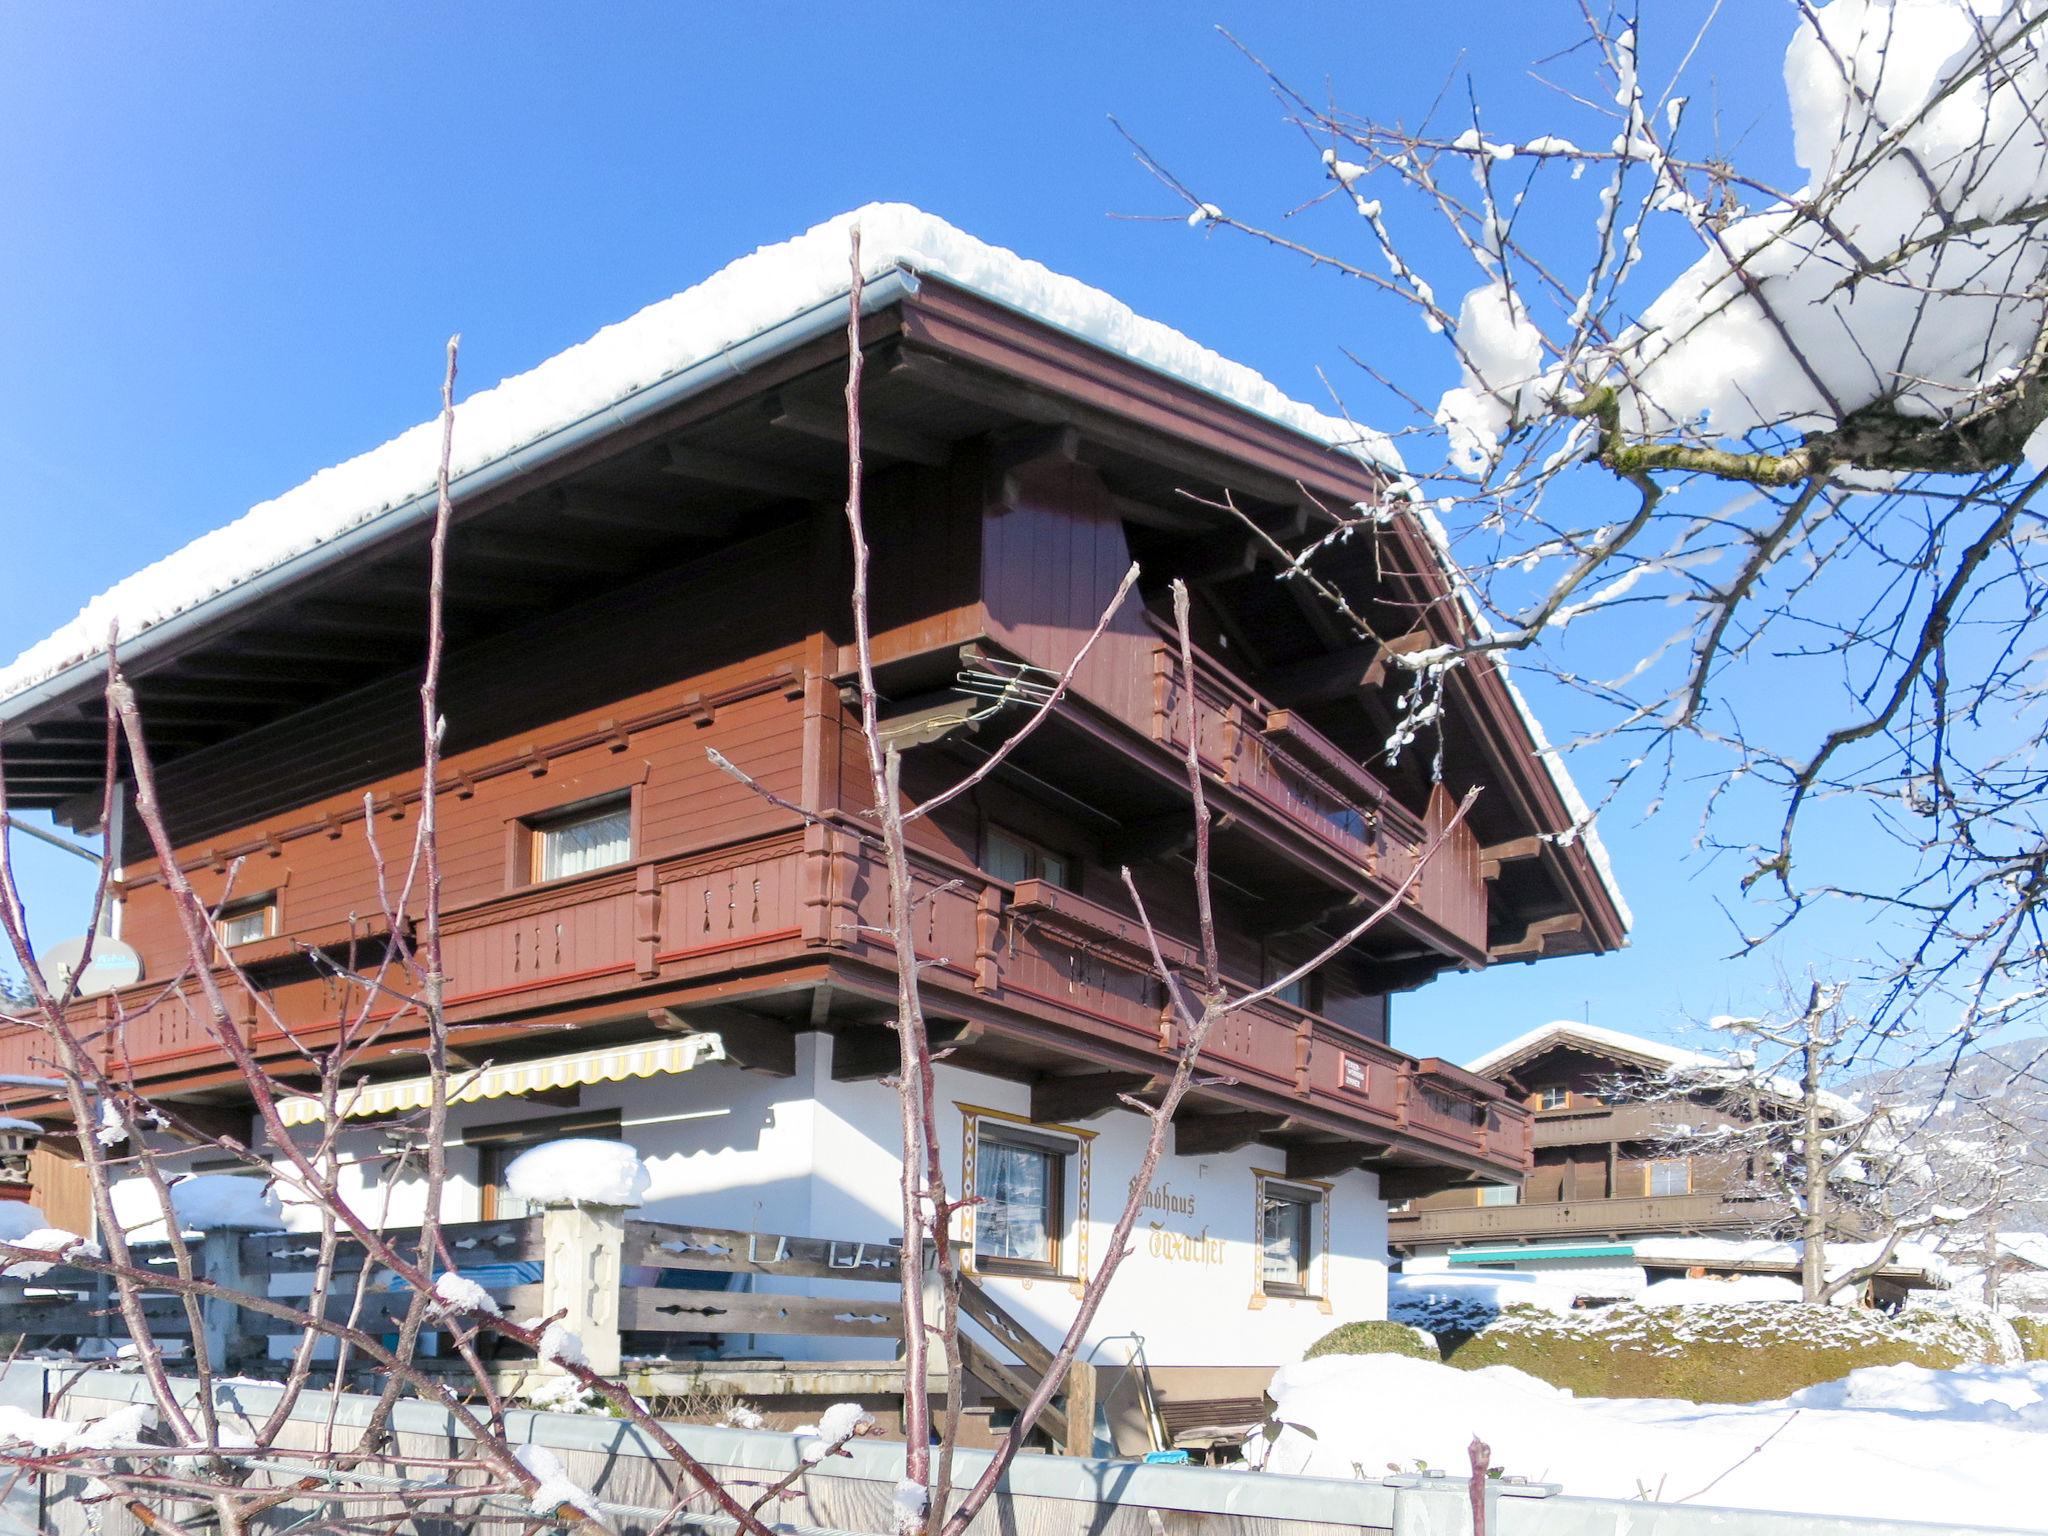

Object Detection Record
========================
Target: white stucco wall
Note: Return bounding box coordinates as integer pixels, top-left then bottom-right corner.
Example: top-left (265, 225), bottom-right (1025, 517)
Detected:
top-left (123, 1032), bottom-right (1394, 1372)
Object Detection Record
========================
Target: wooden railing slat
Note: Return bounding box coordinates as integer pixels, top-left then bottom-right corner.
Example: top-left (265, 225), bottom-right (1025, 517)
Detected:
top-left (624, 1222), bottom-right (901, 1282)
top-left (622, 1289), bottom-right (901, 1338)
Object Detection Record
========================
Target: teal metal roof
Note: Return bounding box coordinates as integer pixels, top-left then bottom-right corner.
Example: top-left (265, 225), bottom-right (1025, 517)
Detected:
top-left (1447, 1244), bottom-right (1636, 1263)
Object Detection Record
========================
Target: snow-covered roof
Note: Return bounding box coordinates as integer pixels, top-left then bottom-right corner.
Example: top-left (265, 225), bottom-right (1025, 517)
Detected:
top-left (0, 205), bottom-right (1391, 707)
top-left (0, 203), bottom-right (1624, 926)
top-left (1466, 1018), bottom-right (1860, 1119)
top-left (1995, 1232), bottom-right (2048, 1271)
top-left (1632, 1235), bottom-right (1951, 1286)
top-left (1466, 1019), bottom-right (1715, 1078)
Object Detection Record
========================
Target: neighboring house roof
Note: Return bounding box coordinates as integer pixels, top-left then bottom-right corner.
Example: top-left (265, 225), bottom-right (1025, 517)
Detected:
top-left (1467, 1020), bottom-right (1717, 1079)
top-left (1996, 1232), bottom-right (2048, 1271)
top-left (1632, 1235), bottom-right (1951, 1288)
top-left (0, 203), bottom-right (1627, 930)
top-left (1465, 1019), bottom-right (1859, 1120)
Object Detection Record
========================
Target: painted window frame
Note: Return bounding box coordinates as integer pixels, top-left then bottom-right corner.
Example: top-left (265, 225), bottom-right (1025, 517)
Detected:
top-left (514, 789), bottom-right (639, 888)
top-left (215, 892), bottom-right (280, 951)
top-left (959, 1103), bottom-right (1094, 1292)
top-left (1537, 1085), bottom-right (1571, 1111)
top-left (1646, 1156), bottom-right (1692, 1197)
top-left (973, 1125), bottom-right (1069, 1277)
top-left (1251, 1171), bottom-right (1333, 1309)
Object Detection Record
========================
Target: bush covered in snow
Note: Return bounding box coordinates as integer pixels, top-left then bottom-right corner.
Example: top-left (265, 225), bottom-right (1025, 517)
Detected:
top-left (1446, 1301), bottom-right (2003, 1402)
top-left (1303, 1320), bottom-right (1441, 1363)
top-left (2011, 1315), bottom-right (2048, 1362)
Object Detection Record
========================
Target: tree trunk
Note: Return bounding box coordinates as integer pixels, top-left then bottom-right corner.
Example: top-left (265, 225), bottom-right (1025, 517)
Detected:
top-left (1801, 1023), bottom-right (1827, 1304)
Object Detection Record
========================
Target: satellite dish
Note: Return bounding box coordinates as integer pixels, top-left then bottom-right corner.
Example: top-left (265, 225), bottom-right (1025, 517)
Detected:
top-left (37, 937), bottom-right (143, 998)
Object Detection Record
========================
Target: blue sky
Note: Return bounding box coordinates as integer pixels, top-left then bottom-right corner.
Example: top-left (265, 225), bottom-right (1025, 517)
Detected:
top-left (0, 2), bottom-right (1858, 1062)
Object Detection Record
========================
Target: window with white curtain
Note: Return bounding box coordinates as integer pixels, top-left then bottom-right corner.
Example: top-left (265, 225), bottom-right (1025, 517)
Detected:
top-left (1647, 1157), bottom-right (1692, 1197)
top-left (1259, 1181), bottom-right (1318, 1294)
top-left (976, 1129), bottom-right (1067, 1272)
top-left (530, 797), bottom-right (632, 883)
top-left (216, 896), bottom-right (277, 949)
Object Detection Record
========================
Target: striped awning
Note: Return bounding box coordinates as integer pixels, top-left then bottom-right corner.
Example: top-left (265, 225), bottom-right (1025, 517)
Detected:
top-left (277, 1032), bottom-right (727, 1126)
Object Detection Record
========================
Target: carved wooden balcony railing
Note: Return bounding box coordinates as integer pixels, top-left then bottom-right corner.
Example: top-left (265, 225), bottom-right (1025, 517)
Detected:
top-left (1139, 631), bottom-right (1487, 957)
top-left (1530, 1100), bottom-right (1749, 1148)
top-left (1387, 1191), bottom-right (1778, 1245)
top-left (8, 827), bottom-right (1528, 1179)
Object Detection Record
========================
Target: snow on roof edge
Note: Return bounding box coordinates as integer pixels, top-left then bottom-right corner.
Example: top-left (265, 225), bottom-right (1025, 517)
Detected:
top-left (1466, 1019), bottom-right (1714, 1077)
top-left (1465, 1018), bottom-right (1860, 1119)
top-left (0, 204), bottom-right (1389, 710)
top-left (0, 202), bottom-right (1625, 931)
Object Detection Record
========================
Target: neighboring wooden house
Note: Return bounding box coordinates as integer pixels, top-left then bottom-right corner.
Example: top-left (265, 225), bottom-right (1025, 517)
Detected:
top-left (1389, 1021), bottom-right (1937, 1305)
top-left (0, 207), bottom-right (1625, 1413)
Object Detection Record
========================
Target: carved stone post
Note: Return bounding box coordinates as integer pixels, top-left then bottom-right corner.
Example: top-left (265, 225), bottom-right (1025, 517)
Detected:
top-left (196, 1229), bottom-right (255, 1371)
top-left (537, 1201), bottom-right (625, 1380)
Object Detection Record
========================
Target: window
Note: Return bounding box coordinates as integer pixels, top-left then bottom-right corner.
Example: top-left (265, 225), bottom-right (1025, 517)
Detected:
top-left (1264, 952), bottom-right (1315, 1012)
top-left (1538, 1086), bottom-right (1570, 1111)
top-left (983, 826), bottom-right (1074, 893)
top-left (529, 796), bottom-right (632, 883)
top-left (1259, 1183), bottom-right (1319, 1295)
top-left (216, 895), bottom-right (277, 950)
top-left (1647, 1158), bottom-right (1691, 1197)
top-left (1477, 1183), bottom-right (1521, 1206)
top-left (974, 1126), bottom-right (1069, 1274)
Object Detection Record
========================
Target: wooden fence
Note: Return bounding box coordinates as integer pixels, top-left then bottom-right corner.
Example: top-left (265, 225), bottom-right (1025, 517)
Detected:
top-left (0, 1208), bottom-right (1095, 1455)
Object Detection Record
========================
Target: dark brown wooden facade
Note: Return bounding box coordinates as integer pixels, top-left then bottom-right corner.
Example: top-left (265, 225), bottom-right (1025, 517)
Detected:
top-left (1388, 1026), bottom-right (1787, 1248)
top-left (0, 273), bottom-right (1627, 1198)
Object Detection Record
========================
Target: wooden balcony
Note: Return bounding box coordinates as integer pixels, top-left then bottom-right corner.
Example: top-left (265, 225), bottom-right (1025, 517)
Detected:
top-left (1146, 636), bottom-right (1487, 958)
top-left (4, 824), bottom-right (1528, 1184)
top-left (1387, 1192), bottom-right (1777, 1248)
top-left (994, 614), bottom-right (1489, 962)
top-left (1530, 1101), bottom-right (1745, 1148)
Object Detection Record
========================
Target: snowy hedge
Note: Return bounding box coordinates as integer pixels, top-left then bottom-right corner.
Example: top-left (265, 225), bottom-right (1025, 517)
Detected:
top-left (1445, 1302), bottom-right (2003, 1403)
top-left (2012, 1316), bottom-right (2048, 1363)
top-left (1303, 1321), bottom-right (1441, 1363)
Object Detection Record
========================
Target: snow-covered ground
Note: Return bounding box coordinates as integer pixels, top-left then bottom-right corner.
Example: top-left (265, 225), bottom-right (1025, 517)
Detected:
top-left (1251, 1353), bottom-right (2048, 1529)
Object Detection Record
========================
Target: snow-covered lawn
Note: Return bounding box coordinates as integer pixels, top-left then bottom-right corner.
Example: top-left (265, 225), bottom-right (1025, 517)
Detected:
top-left (1250, 1353), bottom-right (2048, 1529)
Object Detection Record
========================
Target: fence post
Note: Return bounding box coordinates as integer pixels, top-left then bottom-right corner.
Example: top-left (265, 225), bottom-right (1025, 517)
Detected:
top-left (537, 1202), bottom-right (624, 1380)
top-left (196, 1230), bottom-right (256, 1371)
top-left (1062, 1359), bottom-right (1097, 1458)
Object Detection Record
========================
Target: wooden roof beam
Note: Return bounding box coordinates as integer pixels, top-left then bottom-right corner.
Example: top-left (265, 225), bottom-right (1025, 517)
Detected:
top-left (458, 532), bottom-right (642, 576)
top-left (1489, 912), bottom-right (1587, 961)
top-left (1174, 1111), bottom-right (1292, 1156)
top-left (663, 442), bottom-right (834, 500)
top-left (1287, 1140), bottom-right (1391, 1181)
top-left (1480, 836), bottom-right (1546, 881)
top-left (883, 346), bottom-right (1072, 427)
top-left (1030, 1071), bottom-right (1162, 1124)
top-left (651, 1005), bottom-right (796, 1077)
top-left (767, 391), bottom-right (950, 467)
top-left (1265, 631), bottom-right (1439, 707)
top-left (553, 487), bottom-right (686, 534)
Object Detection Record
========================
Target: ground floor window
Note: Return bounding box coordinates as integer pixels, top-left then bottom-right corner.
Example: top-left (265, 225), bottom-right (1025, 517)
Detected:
top-left (960, 1106), bottom-right (1093, 1286)
top-left (978, 1131), bottom-right (1064, 1271)
top-left (1253, 1174), bottom-right (1330, 1302)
